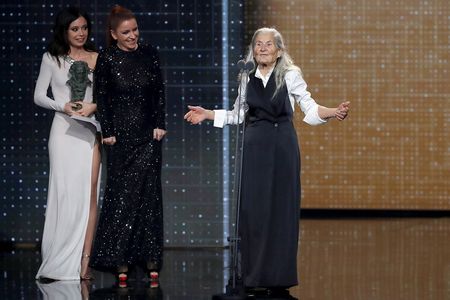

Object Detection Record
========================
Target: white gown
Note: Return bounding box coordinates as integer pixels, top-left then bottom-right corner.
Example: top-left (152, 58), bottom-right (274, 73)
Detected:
top-left (34, 53), bottom-right (97, 280)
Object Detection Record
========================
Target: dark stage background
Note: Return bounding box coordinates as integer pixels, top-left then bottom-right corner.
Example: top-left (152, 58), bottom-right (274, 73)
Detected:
top-left (2, 0), bottom-right (449, 247)
top-left (1, 0), bottom-right (245, 247)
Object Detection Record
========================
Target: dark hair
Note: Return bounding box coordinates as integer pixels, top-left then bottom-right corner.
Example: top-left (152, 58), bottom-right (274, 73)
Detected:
top-left (47, 7), bottom-right (96, 65)
top-left (106, 5), bottom-right (136, 47)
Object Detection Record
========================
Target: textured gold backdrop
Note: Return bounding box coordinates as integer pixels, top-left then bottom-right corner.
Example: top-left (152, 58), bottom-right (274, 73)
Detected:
top-left (244, 0), bottom-right (449, 209)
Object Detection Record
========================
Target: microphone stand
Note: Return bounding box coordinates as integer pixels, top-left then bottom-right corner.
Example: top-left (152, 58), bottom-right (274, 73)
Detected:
top-left (213, 60), bottom-right (253, 300)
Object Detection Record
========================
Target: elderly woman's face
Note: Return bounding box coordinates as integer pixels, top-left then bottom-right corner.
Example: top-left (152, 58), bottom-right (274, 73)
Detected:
top-left (253, 32), bottom-right (280, 68)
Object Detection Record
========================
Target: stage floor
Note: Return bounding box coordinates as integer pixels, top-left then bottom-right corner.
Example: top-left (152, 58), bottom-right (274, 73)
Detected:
top-left (1, 217), bottom-right (449, 299)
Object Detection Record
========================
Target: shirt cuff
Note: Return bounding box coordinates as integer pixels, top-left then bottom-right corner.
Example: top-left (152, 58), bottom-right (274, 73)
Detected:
top-left (303, 109), bottom-right (327, 125)
top-left (213, 109), bottom-right (226, 128)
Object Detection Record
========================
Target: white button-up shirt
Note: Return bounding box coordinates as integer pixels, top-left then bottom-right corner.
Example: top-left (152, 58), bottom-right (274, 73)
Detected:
top-left (213, 67), bottom-right (327, 127)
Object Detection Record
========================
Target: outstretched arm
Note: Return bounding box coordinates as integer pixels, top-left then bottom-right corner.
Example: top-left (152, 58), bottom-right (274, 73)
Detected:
top-left (318, 101), bottom-right (350, 121)
top-left (184, 105), bottom-right (215, 124)
top-left (287, 70), bottom-right (350, 124)
top-left (185, 72), bottom-right (249, 127)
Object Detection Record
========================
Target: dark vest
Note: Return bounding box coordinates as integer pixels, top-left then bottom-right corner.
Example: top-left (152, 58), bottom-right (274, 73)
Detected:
top-left (246, 71), bottom-right (293, 124)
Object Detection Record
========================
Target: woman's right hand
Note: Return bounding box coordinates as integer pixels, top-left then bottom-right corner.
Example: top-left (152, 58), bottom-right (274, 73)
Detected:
top-left (184, 105), bottom-right (214, 124)
top-left (102, 136), bottom-right (117, 145)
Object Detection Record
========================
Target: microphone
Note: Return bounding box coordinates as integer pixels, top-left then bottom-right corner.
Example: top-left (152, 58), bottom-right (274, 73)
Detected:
top-left (237, 59), bottom-right (254, 72)
top-left (237, 59), bottom-right (246, 70)
top-left (245, 60), bottom-right (254, 71)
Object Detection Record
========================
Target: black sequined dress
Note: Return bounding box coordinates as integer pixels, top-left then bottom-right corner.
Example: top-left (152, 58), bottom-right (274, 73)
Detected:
top-left (90, 44), bottom-right (165, 272)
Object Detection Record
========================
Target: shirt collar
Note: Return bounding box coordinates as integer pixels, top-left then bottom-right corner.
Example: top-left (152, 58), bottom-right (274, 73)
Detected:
top-left (255, 66), bottom-right (275, 81)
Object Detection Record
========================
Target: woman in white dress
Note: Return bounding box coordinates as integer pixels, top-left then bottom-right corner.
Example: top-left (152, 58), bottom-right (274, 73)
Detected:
top-left (34, 7), bottom-right (100, 281)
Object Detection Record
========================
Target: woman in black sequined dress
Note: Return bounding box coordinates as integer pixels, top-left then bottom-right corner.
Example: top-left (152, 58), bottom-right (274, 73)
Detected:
top-left (90, 6), bottom-right (166, 284)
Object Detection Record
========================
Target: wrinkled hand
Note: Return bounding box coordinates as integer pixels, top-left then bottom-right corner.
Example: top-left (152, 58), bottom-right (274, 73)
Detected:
top-left (102, 136), bottom-right (116, 145)
top-left (184, 105), bottom-right (210, 125)
top-left (153, 128), bottom-right (166, 141)
top-left (335, 101), bottom-right (350, 121)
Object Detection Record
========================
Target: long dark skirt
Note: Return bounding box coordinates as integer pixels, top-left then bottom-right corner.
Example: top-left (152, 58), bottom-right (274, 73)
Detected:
top-left (239, 120), bottom-right (300, 288)
top-left (90, 138), bottom-right (163, 272)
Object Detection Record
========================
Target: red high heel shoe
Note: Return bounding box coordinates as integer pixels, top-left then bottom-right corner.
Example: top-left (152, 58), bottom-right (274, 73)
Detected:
top-left (149, 271), bottom-right (159, 288)
top-left (116, 272), bottom-right (128, 288)
top-left (149, 271), bottom-right (158, 280)
top-left (116, 265), bottom-right (129, 288)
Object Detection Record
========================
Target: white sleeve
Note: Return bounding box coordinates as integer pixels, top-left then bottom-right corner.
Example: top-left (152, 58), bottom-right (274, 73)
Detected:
top-left (213, 76), bottom-right (248, 128)
top-left (286, 70), bottom-right (327, 126)
top-left (33, 53), bottom-right (65, 112)
top-left (213, 109), bottom-right (227, 128)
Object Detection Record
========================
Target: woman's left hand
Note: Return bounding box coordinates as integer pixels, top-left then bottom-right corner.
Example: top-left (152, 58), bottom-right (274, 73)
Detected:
top-left (335, 101), bottom-right (350, 121)
top-left (74, 102), bottom-right (97, 117)
top-left (153, 128), bottom-right (166, 141)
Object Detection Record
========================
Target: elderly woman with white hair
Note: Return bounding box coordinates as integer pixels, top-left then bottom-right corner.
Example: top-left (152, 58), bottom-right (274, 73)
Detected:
top-left (185, 27), bottom-right (350, 295)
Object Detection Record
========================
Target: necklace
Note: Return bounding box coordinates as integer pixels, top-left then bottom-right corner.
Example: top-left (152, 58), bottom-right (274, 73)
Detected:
top-left (63, 55), bottom-right (94, 73)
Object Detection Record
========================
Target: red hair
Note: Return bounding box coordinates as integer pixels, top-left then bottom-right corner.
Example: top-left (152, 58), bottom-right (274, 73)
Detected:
top-left (106, 5), bottom-right (136, 46)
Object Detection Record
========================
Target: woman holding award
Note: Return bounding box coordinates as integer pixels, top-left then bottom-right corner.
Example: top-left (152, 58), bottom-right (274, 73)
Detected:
top-left (34, 7), bottom-right (100, 281)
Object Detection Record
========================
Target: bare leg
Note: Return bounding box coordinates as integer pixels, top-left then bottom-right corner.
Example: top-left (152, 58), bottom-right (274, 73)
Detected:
top-left (80, 141), bottom-right (101, 279)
